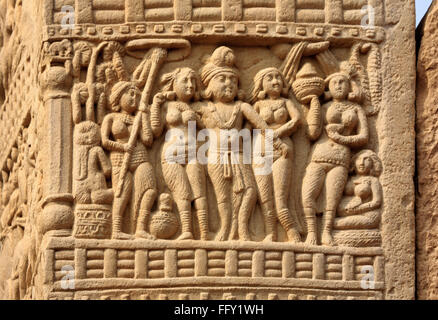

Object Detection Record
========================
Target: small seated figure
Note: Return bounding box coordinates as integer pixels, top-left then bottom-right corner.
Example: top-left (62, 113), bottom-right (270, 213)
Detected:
top-left (334, 150), bottom-right (383, 230)
top-left (73, 121), bottom-right (113, 205)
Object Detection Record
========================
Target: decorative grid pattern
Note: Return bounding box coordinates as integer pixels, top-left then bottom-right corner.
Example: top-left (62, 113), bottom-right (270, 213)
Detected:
top-left (44, 0), bottom-right (385, 26)
top-left (48, 240), bottom-right (385, 283)
top-left (0, 50), bottom-right (36, 171)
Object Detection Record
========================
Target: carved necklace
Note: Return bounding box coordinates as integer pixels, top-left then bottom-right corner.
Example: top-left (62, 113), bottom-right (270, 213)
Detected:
top-left (170, 101), bottom-right (193, 113)
top-left (331, 101), bottom-right (357, 112)
top-left (118, 113), bottom-right (135, 126)
top-left (208, 101), bottom-right (241, 130)
top-left (270, 99), bottom-right (286, 112)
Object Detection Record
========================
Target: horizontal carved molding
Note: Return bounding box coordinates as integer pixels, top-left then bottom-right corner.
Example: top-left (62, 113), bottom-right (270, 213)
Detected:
top-left (46, 237), bottom-right (384, 255)
top-left (43, 22), bottom-right (385, 44)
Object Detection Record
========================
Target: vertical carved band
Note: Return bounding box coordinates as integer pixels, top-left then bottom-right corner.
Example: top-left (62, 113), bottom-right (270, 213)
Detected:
top-left (75, 0), bottom-right (93, 24)
top-left (125, 0), bottom-right (145, 22)
top-left (174, 0), bottom-right (192, 21)
top-left (325, 0), bottom-right (343, 24)
top-left (276, 0), bottom-right (295, 22)
top-left (222, 0), bottom-right (243, 21)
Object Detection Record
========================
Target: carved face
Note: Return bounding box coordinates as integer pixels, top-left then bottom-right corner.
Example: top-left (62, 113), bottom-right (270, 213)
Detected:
top-left (75, 122), bottom-right (101, 146)
top-left (263, 70), bottom-right (283, 97)
top-left (78, 47), bottom-right (92, 67)
top-left (328, 75), bottom-right (350, 100)
top-left (209, 72), bottom-right (238, 103)
top-left (78, 85), bottom-right (89, 104)
top-left (174, 70), bottom-right (196, 102)
top-left (120, 86), bottom-right (140, 114)
top-left (355, 154), bottom-right (373, 175)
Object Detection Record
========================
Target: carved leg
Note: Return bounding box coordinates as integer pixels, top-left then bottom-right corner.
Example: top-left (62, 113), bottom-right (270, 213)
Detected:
top-left (197, 210), bottom-right (209, 240)
top-left (133, 163), bottom-right (157, 238)
top-left (263, 208), bottom-right (277, 242)
top-left (178, 211), bottom-right (194, 240)
top-left (334, 211), bottom-right (381, 230)
top-left (323, 165), bottom-right (348, 246)
top-left (321, 210), bottom-right (335, 246)
top-left (302, 162), bottom-right (326, 245)
top-left (273, 157), bottom-right (300, 242)
top-left (254, 168), bottom-right (275, 242)
top-left (172, 197), bottom-right (193, 240)
top-left (304, 208), bottom-right (318, 245)
top-left (111, 170), bottom-right (134, 240)
top-left (135, 188), bottom-right (157, 240)
top-left (215, 202), bottom-right (231, 241)
top-left (238, 187), bottom-right (256, 241)
top-left (278, 209), bottom-right (301, 243)
top-left (208, 164), bottom-right (232, 241)
top-left (112, 201), bottom-right (134, 240)
top-left (91, 189), bottom-right (114, 205)
top-left (258, 200), bottom-right (276, 242)
top-left (135, 210), bottom-right (153, 240)
top-left (194, 197), bottom-right (209, 241)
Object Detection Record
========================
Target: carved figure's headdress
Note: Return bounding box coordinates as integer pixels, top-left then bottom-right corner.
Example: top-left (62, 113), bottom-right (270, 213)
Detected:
top-left (109, 81), bottom-right (135, 111)
top-left (253, 67), bottom-right (281, 84)
top-left (325, 62), bottom-right (357, 85)
top-left (201, 46), bottom-right (239, 87)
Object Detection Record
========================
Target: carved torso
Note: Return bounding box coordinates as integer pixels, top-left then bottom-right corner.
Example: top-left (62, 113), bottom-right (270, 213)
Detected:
top-left (258, 99), bottom-right (289, 128)
top-left (199, 101), bottom-right (245, 156)
top-left (107, 113), bottom-right (149, 169)
top-left (161, 101), bottom-right (199, 163)
top-left (310, 101), bottom-right (362, 168)
top-left (346, 176), bottom-right (373, 203)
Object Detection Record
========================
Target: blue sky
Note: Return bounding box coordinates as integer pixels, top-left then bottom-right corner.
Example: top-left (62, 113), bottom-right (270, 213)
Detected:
top-left (417, 0), bottom-right (433, 26)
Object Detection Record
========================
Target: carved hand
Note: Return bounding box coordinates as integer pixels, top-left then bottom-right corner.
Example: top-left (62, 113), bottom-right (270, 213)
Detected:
top-left (124, 144), bottom-right (135, 154)
top-left (273, 139), bottom-right (291, 158)
top-left (153, 93), bottom-right (167, 106)
top-left (138, 103), bottom-right (148, 113)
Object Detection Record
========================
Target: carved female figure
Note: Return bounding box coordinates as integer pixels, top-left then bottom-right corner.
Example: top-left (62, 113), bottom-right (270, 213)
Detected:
top-left (196, 47), bottom-right (288, 241)
top-left (301, 66), bottom-right (369, 246)
top-left (334, 150), bottom-right (382, 230)
top-left (249, 67), bottom-right (302, 242)
top-left (101, 81), bottom-right (157, 240)
top-left (150, 68), bottom-right (209, 240)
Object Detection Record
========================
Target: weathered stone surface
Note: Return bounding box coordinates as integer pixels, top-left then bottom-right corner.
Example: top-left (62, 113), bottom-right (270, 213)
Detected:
top-left (0, 0), bottom-right (415, 300)
top-left (417, 0), bottom-right (438, 301)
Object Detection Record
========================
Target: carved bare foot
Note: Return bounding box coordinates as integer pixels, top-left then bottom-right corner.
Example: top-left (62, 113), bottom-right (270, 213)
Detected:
top-left (178, 232), bottom-right (194, 240)
top-left (287, 229), bottom-right (302, 243)
top-left (239, 233), bottom-right (251, 242)
top-left (321, 231), bottom-right (335, 246)
top-left (215, 230), bottom-right (227, 241)
top-left (112, 232), bottom-right (134, 240)
top-left (305, 232), bottom-right (318, 245)
top-left (238, 226), bottom-right (251, 241)
top-left (263, 234), bottom-right (275, 242)
top-left (135, 231), bottom-right (156, 240)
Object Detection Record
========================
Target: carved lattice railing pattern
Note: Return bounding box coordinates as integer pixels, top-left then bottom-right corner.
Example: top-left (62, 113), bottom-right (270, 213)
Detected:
top-left (43, 0), bottom-right (385, 26)
top-left (42, 238), bottom-right (384, 300)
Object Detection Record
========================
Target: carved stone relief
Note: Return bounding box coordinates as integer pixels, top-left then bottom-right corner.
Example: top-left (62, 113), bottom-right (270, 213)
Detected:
top-left (0, 0), bottom-right (415, 300)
